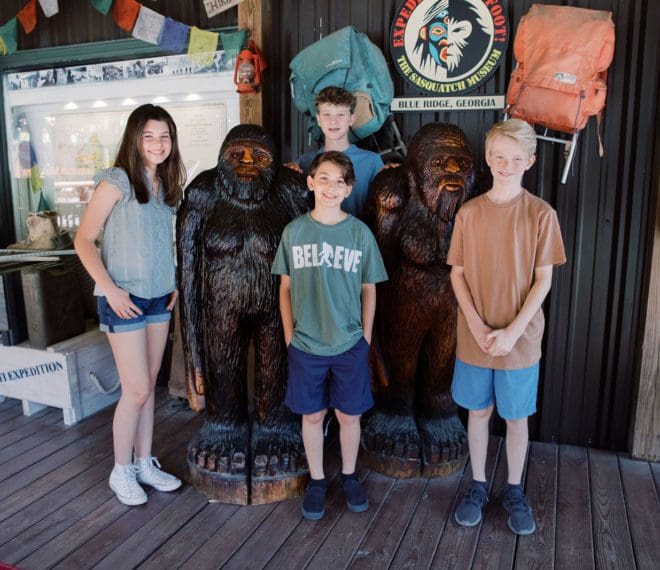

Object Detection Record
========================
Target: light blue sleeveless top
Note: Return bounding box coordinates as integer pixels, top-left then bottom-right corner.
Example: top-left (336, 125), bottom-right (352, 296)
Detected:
top-left (92, 167), bottom-right (176, 299)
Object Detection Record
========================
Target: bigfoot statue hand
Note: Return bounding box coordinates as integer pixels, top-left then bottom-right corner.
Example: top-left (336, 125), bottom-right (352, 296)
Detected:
top-left (362, 123), bottom-right (475, 477)
top-left (177, 124), bottom-right (308, 503)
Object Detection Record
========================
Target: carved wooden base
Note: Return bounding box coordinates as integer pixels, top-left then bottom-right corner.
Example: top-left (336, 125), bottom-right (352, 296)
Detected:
top-left (187, 436), bottom-right (308, 504)
top-left (251, 472), bottom-right (307, 505)
top-left (359, 445), bottom-right (421, 479)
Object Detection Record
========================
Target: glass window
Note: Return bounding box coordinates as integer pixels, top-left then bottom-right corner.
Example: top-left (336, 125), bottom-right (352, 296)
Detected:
top-left (4, 51), bottom-right (239, 242)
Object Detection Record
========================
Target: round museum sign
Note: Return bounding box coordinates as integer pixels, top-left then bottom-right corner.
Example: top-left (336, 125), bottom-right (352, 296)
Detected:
top-left (390, 0), bottom-right (509, 96)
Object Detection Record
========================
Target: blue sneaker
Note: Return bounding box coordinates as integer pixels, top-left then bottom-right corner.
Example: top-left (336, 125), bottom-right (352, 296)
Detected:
top-left (454, 482), bottom-right (489, 526)
top-left (502, 487), bottom-right (536, 535)
top-left (341, 473), bottom-right (369, 512)
top-left (302, 479), bottom-right (326, 520)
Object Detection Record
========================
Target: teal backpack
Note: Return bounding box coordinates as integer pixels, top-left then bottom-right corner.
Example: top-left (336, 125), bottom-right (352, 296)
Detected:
top-left (289, 26), bottom-right (394, 143)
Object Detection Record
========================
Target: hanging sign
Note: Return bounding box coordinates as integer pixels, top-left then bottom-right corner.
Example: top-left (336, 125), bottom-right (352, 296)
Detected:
top-left (390, 0), bottom-right (509, 97)
top-left (203, 0), bottom-right (244, 18)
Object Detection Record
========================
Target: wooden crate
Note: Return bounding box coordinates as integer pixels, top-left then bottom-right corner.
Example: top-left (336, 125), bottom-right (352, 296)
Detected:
top-left (0, 329), bottom-right (120, 424)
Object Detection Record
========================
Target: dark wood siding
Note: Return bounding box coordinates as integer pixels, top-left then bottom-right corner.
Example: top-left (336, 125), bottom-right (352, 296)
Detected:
top-left (266, 0), bottom-right (660, 450)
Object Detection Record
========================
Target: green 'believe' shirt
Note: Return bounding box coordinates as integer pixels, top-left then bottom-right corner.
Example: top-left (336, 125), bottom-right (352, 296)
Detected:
top-left (271, 213), bottom-right (388, 356)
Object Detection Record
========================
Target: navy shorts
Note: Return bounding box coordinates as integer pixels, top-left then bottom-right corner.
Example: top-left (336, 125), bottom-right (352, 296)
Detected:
top-left (97, 292), bottom-right (171, 333)
top-left (451, 357), bottom-right (539, 420)
top-left (285, 337), bottom-right (374, 416)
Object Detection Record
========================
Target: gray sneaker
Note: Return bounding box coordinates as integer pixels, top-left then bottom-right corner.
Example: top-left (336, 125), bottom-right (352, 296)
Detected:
top-left (454, 483), bottom-right (489, 527)
top-left (502, 487), bottom-right (536, 535)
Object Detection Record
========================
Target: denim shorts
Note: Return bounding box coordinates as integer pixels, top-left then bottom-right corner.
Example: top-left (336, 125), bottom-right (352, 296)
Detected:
top-left (451, 357), bottom-right (539, 420)
top-left (285, 337), bottom-right (374, 416)
top-left (97, 292), bottom-right (172, 333)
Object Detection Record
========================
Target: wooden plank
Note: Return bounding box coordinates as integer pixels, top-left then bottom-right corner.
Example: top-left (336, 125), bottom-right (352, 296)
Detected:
top-left (589, 449), bottom-right (636, 569)
top-left (228, 448), bottom-right (342, 569)
top-left (389, 470), bottom-right (464, 569)
top-left (513, 442), bottom-right (557, 569)
top-left (0, 389), bottom-right (168, 485)
top-left (652, 461), bottom-right (660, 497)
top-left (0, 399), bottom-right (183, 544)
top-left (350, 476), bottom-right (427, 568)
top-left (0, 403), bottom-right (24, 424)
top-left (0, 409), bottom-right (68, 463)
top-left (264, 456), bottom-right (354, 569)
top-left (305, 472), bottom-right (395, 569)
top-left (555, 445), bottom-right (595, 569)
top-left (139, 502), bottom-right (240, 568)
top-left (0, 406), bottom-right (60, 441)
top-left (94, 486), bottom-right (209, 569)
top-left (3, 406), bottom-right (198, 566)
top-left (632, 162), bottom-right (660, 461)
top-left (47, 414), bottom-right (203, 569)
top-left (178, 504), bottom-right (278, 569)
top-left (238, 0), bottom-right (267, 126)
top-left (618, 455), bottom-right (660, 570)
top-left (471, 437), bottom-right (518, 569)
top-left (431, 436), bottom-right (502, 567)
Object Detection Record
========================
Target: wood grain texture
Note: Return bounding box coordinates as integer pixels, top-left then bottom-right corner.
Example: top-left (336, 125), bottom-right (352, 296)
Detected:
top-left (555, 445), bottom-right (595, 570)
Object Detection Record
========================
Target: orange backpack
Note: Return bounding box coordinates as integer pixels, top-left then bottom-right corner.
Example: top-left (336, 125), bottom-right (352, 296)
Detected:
top-left (506, 4), bottom-right (615, 135)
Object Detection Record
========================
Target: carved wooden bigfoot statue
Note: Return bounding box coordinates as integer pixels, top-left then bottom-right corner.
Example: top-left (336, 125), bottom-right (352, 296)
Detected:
top-left (177, 124), bottom-right (308, 504)
top-left (362, 123), bottom-right (475, 478)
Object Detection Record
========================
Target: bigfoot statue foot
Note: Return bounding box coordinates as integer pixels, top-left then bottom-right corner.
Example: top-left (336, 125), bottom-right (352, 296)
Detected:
top-left (187, 420), bottom-right (250, 504)
top-left (250, 418), bottom-right (308, 504)
top-left (418, 414), bottom-right (468, 477)
top-left (360, 411), bottom-right (421, 478)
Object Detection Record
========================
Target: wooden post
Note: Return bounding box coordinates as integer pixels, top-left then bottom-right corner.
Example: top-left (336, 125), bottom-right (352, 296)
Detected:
top-left (632, 170), bottom-right (660, 461)
top-left (238, 0), bottom-right (269, 126)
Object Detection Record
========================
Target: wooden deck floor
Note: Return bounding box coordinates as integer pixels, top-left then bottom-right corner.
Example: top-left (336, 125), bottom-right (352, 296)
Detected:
top-left (0, 389), bottom-right (658, 569)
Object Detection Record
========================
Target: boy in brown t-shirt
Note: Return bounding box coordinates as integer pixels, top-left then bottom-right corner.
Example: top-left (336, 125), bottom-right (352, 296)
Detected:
top-left (447, 119), bottom-right (566, 535)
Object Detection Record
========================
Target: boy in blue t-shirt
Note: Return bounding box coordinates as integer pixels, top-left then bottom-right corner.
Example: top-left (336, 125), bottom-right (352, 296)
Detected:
top-left (286, 86), bottom-right (384, 219)
top-left (272, 151), bottom-right (388, 521)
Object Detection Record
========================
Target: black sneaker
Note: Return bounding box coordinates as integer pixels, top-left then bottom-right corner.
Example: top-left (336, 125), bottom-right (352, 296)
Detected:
top-left (502, 487), bottom-right (536, 535)
top-left (454, 482), bottom-right (489, 527)
top-left (341, 473), bottom-right (369, 512)
top-left (302, 479), bottom-right (326, 520)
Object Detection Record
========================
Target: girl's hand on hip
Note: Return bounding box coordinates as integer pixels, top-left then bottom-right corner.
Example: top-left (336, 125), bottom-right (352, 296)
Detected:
top-left (106, 287), bottom-right (142, 319)
top-left (167, 289), bottom-right (179, 311)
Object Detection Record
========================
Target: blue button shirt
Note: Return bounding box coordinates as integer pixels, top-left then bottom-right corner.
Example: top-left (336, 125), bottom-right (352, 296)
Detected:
top-left (92, 167), bottom-right (176, 299)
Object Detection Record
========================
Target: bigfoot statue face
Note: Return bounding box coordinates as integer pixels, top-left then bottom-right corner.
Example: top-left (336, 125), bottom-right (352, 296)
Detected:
top-left (407, 122), bottom-right (474, 222)
top-left (217, 124), bottom-right (276, 203)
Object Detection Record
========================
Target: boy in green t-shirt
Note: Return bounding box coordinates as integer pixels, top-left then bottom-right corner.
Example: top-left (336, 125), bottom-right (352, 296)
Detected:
top-left (271, 151), bottom-right (388, 520)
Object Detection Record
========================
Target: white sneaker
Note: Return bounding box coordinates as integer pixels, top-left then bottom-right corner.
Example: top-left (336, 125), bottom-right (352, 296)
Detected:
top-left (134, 456), bottom-right (182, 492)
top-left (109, 464), bottom-right (148, 506)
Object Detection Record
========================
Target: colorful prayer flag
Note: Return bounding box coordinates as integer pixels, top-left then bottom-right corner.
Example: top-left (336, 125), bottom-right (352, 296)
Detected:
top-left (112, 0), bottom-right (140, 32)
top-left (0, 18), bottom-right (18, 55)
top-left (219, 29), bottom-right (247, 54)
top-left (188, 26), bottom-right (218, 67)
top-left (132, 5), bottom-right (164, 45)
top-left (90, 0), bottom-right (113, 15)
top-left (158, 17), bottom-right (189, 53)
top-left (17, 0), bottom-right (38, 34)
top-left (38, 0), bottom-right (59, 18)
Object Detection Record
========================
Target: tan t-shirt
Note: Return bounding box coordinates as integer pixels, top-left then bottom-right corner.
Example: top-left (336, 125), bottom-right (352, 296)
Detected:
top-left (447, 190), bottom-right (566, 369)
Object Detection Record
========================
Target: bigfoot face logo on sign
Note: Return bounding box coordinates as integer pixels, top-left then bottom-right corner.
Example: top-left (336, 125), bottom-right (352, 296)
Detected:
top-left (391, 0), bottom-right (509, 95)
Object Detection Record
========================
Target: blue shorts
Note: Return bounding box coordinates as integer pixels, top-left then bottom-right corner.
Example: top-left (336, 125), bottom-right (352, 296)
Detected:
top-left (97, 293), bottom-right (171, 333)
top-left (285, 337), bottom-right (374, 416)
top-left (451, 357), bottom-right (539, 420)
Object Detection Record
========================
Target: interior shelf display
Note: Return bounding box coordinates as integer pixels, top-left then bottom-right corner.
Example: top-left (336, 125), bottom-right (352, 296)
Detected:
top-left (4, 50), bottom-right (240, 243)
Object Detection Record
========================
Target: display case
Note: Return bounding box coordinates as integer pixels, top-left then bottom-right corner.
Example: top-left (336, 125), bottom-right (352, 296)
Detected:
top-left (3, 49), bottom-right (239, 242)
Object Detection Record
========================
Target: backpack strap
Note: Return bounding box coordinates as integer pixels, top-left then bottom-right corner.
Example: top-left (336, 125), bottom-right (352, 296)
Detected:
top-left (596, 112), bottom-right (605, 157)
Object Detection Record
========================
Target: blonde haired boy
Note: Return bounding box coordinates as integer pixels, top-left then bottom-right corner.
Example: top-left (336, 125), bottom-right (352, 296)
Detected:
top-left (447, 119), bottom-right (566, 535)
